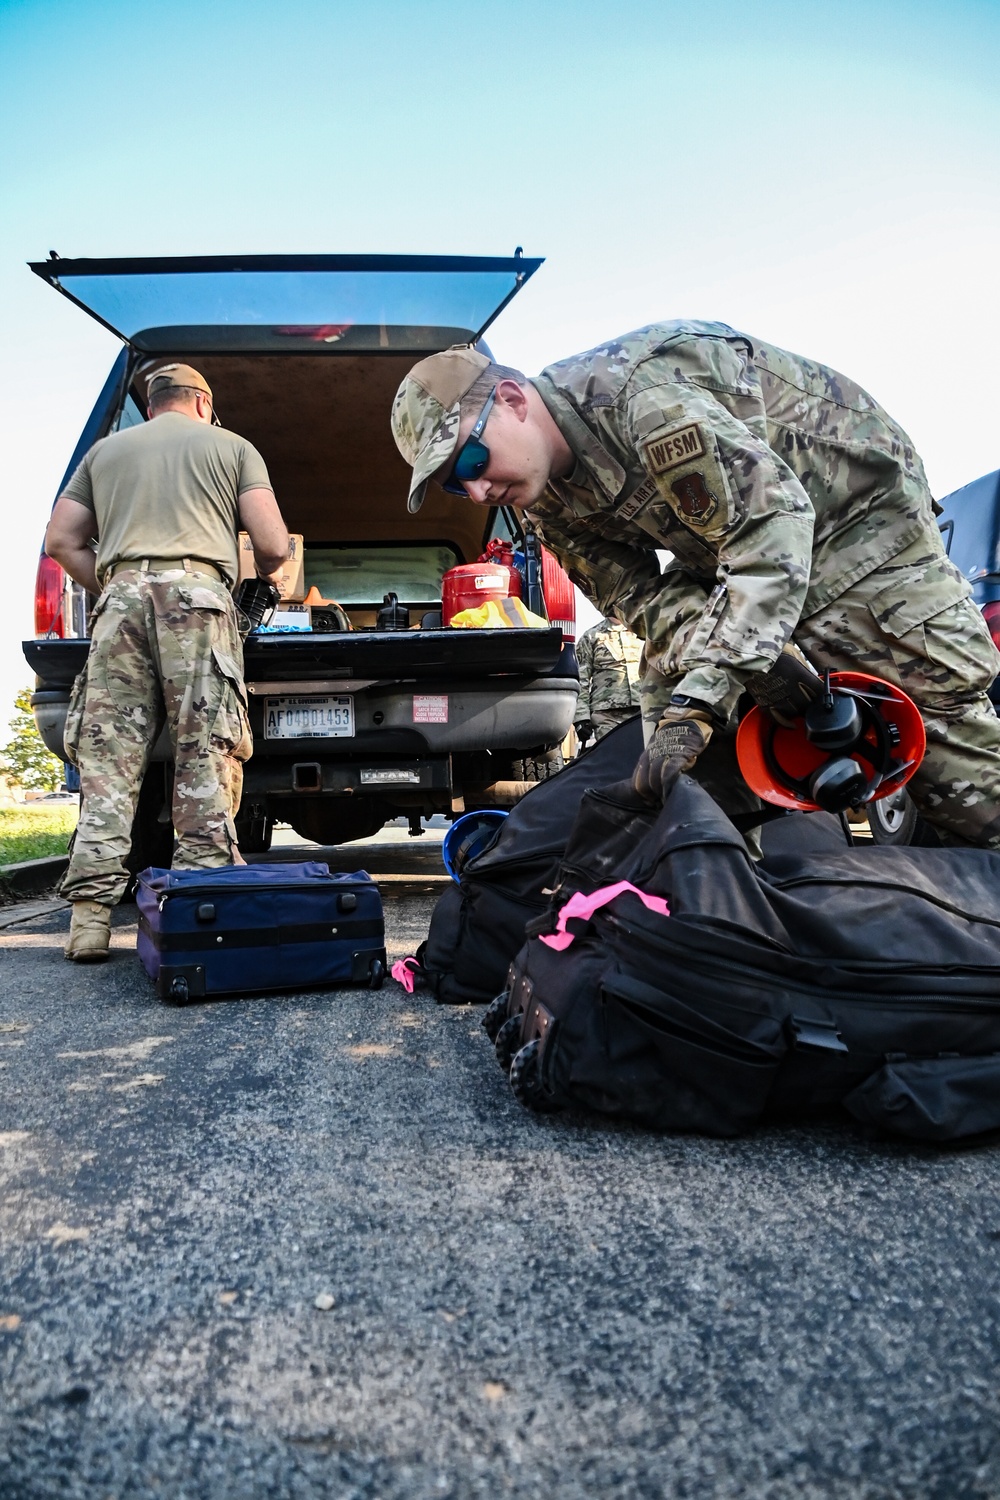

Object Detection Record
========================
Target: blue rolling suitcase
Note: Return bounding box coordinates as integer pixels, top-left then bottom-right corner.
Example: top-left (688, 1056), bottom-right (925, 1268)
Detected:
top-left (136, 861), bottom-right (386, 1003)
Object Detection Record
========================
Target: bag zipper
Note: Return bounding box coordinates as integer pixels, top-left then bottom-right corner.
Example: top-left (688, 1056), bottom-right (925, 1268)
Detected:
top-left (762, 872), bottom-right (1000, 933)
top-left (599, 910), bottom-right (1000, 1018)
top-left (148, 877), bottom-right (372, 902)
top-left (466, 846), bottom-right (565, 880)
top-left (599, 894), bottom-right (1000, 985)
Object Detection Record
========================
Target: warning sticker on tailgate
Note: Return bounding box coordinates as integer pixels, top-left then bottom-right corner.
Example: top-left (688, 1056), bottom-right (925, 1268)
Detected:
top-left (413, 695), bottom-right (448, 724)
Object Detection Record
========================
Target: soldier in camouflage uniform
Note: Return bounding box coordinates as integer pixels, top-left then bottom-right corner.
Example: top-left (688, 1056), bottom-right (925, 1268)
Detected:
top-left (574, 616), bottom-right (643, 744)
top-left (391, 329), bottom-right (1000, 849)
top-left (45, 364), bottom-right (288, 961)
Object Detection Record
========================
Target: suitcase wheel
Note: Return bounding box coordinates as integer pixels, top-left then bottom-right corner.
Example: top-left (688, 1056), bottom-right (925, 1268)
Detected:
top-left (494, 1014), bottom-right (523, 1073)
top-left (368, 958), bottom-right (386, 990)
top-left (167, 976), bottom-right (191, 1005)
top-left (481, 991), bottom-right (510, 1043)
top-left (509, 1039), bottom-right (557, 1112)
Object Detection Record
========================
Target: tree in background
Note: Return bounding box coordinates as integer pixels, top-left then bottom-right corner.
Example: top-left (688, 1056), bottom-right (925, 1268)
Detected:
top-left (0, 689), bottom-right (63, 794)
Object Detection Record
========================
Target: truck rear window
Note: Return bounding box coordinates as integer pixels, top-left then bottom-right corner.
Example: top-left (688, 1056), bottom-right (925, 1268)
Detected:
top-left (305, 545), bottom-right (459, 604)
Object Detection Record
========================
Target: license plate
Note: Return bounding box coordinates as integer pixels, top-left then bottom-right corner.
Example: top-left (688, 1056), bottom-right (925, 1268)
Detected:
top-left (264, 695), bottom-right (354, 739)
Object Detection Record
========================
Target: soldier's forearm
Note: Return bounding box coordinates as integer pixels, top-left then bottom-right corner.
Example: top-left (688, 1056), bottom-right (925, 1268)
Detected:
top-left (239, 487), bottom-right (289, 577)
top-left (47, 543), bottom-right (99, 596)
top-left (45, 496), bottom-right (100, 597)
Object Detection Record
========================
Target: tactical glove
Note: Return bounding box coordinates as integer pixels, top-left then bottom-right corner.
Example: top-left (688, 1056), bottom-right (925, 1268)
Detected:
top-left (633, 704), bottom-right (714, 803)
top-left (745, 644), bottom-right (822, 728)
top-left (575, 720), bottom-right (594, 746)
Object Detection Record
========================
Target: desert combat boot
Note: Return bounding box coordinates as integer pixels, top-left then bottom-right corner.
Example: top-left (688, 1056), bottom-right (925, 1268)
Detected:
top-left (64, 900), bottom-right (112, 963)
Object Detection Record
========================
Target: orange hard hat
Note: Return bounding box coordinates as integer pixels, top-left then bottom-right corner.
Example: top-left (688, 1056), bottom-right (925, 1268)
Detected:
top-left (736, 671), bottom-right (926, 814)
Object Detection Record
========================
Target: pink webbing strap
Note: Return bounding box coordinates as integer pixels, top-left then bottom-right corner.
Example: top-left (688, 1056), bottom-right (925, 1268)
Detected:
top-left (391, 957), bottom-right (422, 993)
top-left (539, 881), bottom-right (670, 951)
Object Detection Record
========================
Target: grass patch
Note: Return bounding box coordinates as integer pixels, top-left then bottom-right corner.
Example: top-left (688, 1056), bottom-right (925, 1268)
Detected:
top-left (0, 805), bottom-right (78, 866)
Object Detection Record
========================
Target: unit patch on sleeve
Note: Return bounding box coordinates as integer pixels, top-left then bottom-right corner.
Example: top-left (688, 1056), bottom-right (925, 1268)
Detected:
top-left (640, 417), bottom-right (737, 537)
top-left (642, 423), bottom-right (706, 475)
top-left (670, 472), bottom-right (718, 526)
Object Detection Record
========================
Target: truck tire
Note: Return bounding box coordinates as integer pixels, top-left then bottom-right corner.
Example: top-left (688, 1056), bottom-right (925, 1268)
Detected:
top-left (512, 748), bottom-right (565, 783)
top-left (867, 789), bottom-right (940, 847)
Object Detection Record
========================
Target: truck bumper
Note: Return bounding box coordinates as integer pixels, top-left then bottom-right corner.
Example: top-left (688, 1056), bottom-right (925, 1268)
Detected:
top-left (31, 676), bottom-right (579, 764)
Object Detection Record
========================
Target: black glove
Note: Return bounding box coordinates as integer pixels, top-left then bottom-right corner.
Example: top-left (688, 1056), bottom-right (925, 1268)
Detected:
top-left (633, 708), bottom-right (714, 803)
top-left (575, 720), bottom-right (594, 746)
top-left (745, 646), bottom-right (822, 728)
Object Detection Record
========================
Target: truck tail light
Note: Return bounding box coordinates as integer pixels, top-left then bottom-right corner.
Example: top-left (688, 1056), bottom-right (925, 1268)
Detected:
top-left (541, 547), bottom-right (575, 643)
top-left (35, 553), bottom-right (66, 638)
top-left (983, 602), bottom-right (1000, 653)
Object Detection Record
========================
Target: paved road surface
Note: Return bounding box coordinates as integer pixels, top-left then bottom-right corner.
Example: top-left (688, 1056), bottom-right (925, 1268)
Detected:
top-left (1, 835), bottom-right (999, 1499)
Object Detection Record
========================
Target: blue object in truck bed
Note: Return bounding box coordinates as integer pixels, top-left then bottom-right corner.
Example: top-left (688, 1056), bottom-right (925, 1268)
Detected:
top-left (136, 862), bottom-right (386, 1003)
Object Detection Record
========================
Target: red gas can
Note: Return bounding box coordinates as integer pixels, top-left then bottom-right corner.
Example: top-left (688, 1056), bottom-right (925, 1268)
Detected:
top-left (480, 538), bottom-right (524, 589)
top-left (442, 562), bottom-right (515, 625)
top-left (442, 539), bottom-right (525, 625)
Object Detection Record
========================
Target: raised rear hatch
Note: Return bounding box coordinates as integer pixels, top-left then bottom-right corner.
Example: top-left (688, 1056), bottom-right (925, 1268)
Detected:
top-left (29, 252), bottom-right (543, 353)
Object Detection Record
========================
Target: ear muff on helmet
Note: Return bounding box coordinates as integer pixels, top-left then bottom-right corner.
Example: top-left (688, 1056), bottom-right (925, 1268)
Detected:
top-left (808, 755), bottom-right (871, 812)
top-left (736, 671), bottom-right (926, 814)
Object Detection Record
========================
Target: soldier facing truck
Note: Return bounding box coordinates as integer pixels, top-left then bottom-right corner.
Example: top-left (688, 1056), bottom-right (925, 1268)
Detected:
top-left (391, 323), bottom-right (1000, 847)
top-left (45, 363), bottom-right (289, 962)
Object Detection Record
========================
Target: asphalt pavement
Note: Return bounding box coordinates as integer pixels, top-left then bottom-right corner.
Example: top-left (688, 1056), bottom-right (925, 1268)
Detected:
top-left (1, 833), bottom-right (1000, 1499)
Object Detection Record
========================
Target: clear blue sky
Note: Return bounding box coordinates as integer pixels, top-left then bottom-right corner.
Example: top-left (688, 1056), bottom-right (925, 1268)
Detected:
top-left (1, 0), bottom-right (998, 729)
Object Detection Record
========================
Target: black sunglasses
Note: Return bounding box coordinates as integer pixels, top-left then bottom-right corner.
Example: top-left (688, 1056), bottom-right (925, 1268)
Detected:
top-left (441, 386), bottom-right (497, 495)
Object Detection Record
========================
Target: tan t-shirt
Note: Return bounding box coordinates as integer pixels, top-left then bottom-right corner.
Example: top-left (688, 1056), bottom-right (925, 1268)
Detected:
top-left (62, 412), bottom-right (273, 587)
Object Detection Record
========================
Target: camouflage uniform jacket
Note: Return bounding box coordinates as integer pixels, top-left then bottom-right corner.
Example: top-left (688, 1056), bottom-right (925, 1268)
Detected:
top-left (526, 321), bottom-right (941, 720)
top-left (574, 620), bottom-right (643, 722)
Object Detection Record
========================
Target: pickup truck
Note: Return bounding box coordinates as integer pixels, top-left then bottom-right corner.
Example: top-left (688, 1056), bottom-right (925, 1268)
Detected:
top-left (24, 253), bottom-right (579, 866)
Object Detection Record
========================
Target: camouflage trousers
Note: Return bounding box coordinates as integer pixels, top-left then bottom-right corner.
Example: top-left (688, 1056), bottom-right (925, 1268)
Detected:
top-left (591, 707), bottom-right (642, 741)
top-left (641, 536), bottom-right (1000, 849)
top-left (61, 569), bottom-right (252, 905)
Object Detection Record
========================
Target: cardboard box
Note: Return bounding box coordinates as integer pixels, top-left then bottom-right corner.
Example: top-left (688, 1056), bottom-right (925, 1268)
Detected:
top-left (237, 531), bottom-right (305, 601)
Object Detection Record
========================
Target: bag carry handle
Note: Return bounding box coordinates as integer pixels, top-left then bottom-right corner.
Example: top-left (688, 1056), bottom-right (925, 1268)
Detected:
top-left (539, 881), bottom-right (670, 952)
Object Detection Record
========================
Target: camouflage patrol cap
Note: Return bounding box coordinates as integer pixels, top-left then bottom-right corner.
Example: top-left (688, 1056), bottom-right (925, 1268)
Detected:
top-left (391, 345), bottom-right (490, 513)
top-left (146, 363), bottom-right (213, 402)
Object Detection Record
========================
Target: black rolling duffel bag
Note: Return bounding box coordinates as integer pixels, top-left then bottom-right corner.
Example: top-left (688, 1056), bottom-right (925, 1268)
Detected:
top-left (137, 862), bottom-right (386, 1003)
top-left (486, 776), bottom-right (1000, 1142)
top-left (413, 717), bottom-right (646, 1005)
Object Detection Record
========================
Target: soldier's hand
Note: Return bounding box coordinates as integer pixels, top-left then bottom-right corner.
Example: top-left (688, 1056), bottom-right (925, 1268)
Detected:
top-left (633, 704), bottom-right (714, 803)
top-left (575, 720), bottom-right (594, 746)
top-left (745, 644), bottom-right (822, 728)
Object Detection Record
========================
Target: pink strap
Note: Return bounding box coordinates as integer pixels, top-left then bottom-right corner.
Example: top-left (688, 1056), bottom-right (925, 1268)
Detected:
top-left (539, 881), bottom-right (670, 951)
top-left (391, 957), bottom-right (421, 993)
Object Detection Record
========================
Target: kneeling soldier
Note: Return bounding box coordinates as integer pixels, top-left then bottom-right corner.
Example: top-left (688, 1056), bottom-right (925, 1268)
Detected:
top-left (391, 326), bottom-right (1000, 847)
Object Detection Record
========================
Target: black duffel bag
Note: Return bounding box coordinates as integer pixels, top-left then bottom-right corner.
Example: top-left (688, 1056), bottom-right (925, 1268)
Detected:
top-left (414, 718), bottom-right (645, 1004)
top-left (486, 776), bottom-right (1000, 1142)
